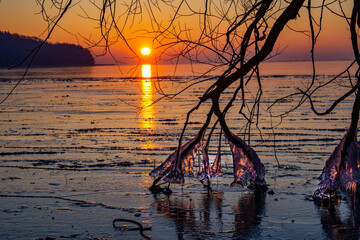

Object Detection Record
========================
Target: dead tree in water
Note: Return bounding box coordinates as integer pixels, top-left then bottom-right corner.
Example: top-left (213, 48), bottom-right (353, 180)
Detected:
top-left (150, 0), bottom-right (306, 189)
top-left (149, 0), bottom-right (360, 191)
top-left (313, 0), bottom-right (360, 200)
top-left (2, 1), bottom-right (360, 193)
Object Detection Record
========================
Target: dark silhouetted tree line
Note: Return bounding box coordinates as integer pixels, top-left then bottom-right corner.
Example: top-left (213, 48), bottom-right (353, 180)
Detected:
top-left (0, 31), bottom-right (94, 67)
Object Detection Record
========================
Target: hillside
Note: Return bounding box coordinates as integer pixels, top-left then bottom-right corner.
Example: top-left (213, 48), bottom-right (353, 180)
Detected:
top-left (0, 31), bottom-right (95, 67)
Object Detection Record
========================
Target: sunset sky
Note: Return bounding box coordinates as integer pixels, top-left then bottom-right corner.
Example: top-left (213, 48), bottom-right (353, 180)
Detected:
top-left (0, 1), bottom-right (355, 64)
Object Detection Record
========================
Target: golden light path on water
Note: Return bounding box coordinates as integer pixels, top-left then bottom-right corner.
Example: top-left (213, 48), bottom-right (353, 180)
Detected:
top-left (141, 64), bottom-right (155, 149)
top-left (142, 64), bottom-right (151, 78)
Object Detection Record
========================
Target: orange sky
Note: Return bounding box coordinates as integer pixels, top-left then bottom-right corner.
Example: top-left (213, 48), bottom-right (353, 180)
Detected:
top-left (276, 1), bottom-right (354, 61)
top-left (0, 1), bottom-right (355, 64)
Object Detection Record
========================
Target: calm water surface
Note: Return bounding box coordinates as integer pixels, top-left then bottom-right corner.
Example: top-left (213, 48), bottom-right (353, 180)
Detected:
top-left (0, 61), bottom-right (359, 239)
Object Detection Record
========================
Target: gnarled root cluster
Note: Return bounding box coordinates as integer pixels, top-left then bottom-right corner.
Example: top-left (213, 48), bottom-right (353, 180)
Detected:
top-left (149, 127), bottom-right (265, 191)
top-left (313, 129), bottom-right (360, 200)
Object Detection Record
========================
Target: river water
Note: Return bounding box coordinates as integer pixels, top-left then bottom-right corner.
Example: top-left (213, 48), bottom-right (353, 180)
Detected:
top-left (0, 61), bottom-right (359, 239)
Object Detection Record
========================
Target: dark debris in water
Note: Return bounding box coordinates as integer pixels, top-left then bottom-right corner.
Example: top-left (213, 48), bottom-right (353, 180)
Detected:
top-left (74, 128), bottom-right (102, 133)
top-left (58, 164), bottom-right (84, 169)
top-left (88, 163), bottom-right (115, 168)
top-left (117, 161), bottom-right (134, 167)
top-left (33, 160), bottom-right (57, 166)
top-left (267, 189), bottom-right (275, 195)
top-left (156, 118), bottom-right (177, 122)
top-left (278, 164), bottom-right (301, 171)
top-left (0, 151), bottom-right (59, 156)
top-left (138, 159), bottom-right (151, 164)
top-left (272, 174), bottom-right (301, 178)
top-left (59, 233), bottom-right (82, 238)
top-left (304, 195), bottom-right (314, 201)
top-left (160, 122), bottom-right (178, 125)
top-left (36, 237), bottom-right (56, 240)
top-left (1, 176), bottom-right (21, 181)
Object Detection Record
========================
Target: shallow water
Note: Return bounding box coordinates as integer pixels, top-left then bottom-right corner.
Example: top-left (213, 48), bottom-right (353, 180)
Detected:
top-left (0, 61), bottom-right (359, 239)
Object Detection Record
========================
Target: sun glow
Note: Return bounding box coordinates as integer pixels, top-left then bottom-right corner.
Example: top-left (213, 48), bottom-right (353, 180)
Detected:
top-left (142, 64), bottom-right (151, 78)
top-left (140, 78), bottom-right (155, 133)
top-left (141, 47), bottom-right (151, 56)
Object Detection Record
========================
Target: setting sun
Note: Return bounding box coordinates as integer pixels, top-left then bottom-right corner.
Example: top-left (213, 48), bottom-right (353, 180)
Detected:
top-left (141, 47), bottom-right (151, 56)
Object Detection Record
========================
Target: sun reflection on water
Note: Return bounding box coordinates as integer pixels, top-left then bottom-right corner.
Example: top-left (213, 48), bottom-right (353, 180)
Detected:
top-left (140, 64), bottom-right (156, 149)
top-left (142, 64), bottom-right (151, 78)
top-left (141, 78), bottom-right (154, 130)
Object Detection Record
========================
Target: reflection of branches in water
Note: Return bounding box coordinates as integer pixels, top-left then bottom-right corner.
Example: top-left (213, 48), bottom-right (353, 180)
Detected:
top-left (234, 189), bottom-right (266, 239)
top-left (317, 199), bottom-right (360, 240)
top-left (153, 190), bottom-right (266, 239)
top-left (154, 194), bottom-right (198, 239)
top-left (200, 191), bottom-right (224, 227)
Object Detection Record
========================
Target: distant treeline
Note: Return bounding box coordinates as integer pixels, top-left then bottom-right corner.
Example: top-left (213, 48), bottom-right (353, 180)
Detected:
top-left (0, 31), bottom-right (95, 67)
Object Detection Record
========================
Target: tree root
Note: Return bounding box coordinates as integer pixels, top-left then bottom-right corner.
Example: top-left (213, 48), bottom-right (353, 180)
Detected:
top-left (113, 218), bottom-right (152, 239)
top-left (149, 177), bottom-right (172, 195)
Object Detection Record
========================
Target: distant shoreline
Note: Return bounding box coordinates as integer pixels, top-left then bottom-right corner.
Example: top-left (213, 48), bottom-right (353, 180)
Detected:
top-left (0, 59), bottom-right (354, 70)
top-left (0, 31), bottom-right (95, 68)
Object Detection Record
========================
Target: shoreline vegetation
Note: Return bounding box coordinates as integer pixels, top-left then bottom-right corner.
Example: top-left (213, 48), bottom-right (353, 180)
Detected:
top-left (0, 31), bottom-right (94, 68)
